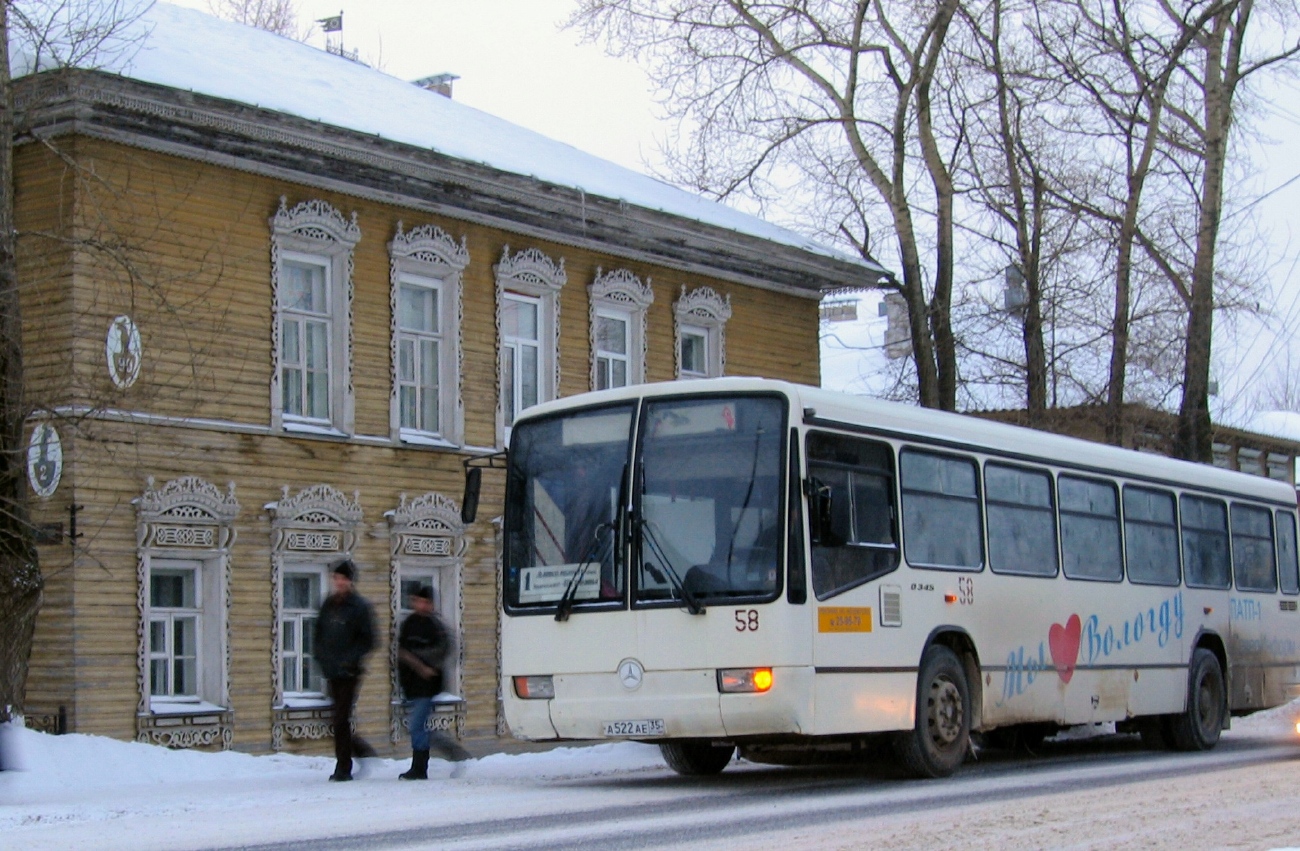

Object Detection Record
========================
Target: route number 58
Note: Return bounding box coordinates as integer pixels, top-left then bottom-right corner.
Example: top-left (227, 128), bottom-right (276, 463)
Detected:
top-left (735, 609), bottom-right (759, 631)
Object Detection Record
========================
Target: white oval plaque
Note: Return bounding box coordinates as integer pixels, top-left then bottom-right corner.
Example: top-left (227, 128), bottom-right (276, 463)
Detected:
top-left (106, 315), bottom-right (142, 389)
top-left (27, 422), bottom-right (62, 498)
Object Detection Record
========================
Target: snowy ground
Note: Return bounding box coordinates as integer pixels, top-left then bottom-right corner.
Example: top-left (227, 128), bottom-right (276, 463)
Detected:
top-left (3, 704), bottom-right (1300, 850)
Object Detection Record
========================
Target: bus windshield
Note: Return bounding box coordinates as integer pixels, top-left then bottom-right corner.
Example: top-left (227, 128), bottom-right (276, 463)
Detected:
top-left (504, 404), bottom-right (633, 611)
top-left (635, 395), bottom-right (786, 605)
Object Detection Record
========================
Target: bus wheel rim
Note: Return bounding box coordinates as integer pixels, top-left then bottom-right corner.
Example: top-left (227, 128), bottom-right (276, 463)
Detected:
top-left (928, 677), bottom-right (963, 746)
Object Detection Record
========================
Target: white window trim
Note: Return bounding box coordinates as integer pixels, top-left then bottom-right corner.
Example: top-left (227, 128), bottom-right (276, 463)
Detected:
top-left (674, 285), bottom-right (731, 379)
top-left (395, 273), bottom-right (449, 438)
top-left (494, 246), bottom-right (566, 445)
top-left (134, 476), bottom-right (240, 747)
top-left (389, 222), bottom-right (469, 446)
top-left (280, 565), bottom-right (328, 701)
top-left (589, 267), bottom-right (654, 391)
top-left (270, 197), bottom-right (361, 435)
top-left (278, 252), bottom-right (335, 426)
top-left (595, 306), bottom-right (633, 390)
top-left (386, 492), bottom-right (468, 744)
top-left (147, 561), bottom-right (202, 703)
top-left (268, 484), bottom-right (364, 729)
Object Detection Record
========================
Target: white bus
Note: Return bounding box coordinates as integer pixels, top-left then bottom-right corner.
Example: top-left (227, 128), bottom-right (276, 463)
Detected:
top-left (489, 377), bottom-right (1300, 777)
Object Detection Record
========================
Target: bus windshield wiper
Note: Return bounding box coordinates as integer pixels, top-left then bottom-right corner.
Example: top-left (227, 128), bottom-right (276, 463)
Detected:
top-left (724, 425), bottom-right (764, 577)
top-left (640, 519), bottom-right (705, 615)
top-left (554, 522), bottom-right (613, 622)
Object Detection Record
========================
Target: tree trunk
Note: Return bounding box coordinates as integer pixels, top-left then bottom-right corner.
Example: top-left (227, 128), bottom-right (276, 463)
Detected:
top-left (0, 1), bottom-right (42, 723)
top-left (1177, 8), bottom-right (1237, 463)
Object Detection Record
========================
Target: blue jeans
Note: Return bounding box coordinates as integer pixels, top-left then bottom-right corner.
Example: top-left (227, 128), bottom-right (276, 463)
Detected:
top-left (407, 696), bottom-right (433, 752)
top-left (406, 697), bottom-right (470, 761)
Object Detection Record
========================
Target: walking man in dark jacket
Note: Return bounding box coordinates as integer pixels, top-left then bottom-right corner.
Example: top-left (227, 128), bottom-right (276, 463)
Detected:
top-left (397, 585), bottom-right (470, 779)
top-left (314, 559), bottom-right (376, 781)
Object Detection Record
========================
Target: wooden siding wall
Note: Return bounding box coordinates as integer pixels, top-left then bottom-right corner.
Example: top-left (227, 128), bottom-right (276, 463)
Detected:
top-left (21, 136), bottom-right (820, 751)
top-left (18, 142), bottom-right (78, 725)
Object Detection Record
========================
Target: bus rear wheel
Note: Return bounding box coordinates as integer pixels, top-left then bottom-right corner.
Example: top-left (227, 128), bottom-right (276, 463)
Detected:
top-left (1168, 648), bottom-right (1225, 751)
top-left (660, 740), bottom-right (735, 775)
top-left (894, 645), bottom-right (971, 778)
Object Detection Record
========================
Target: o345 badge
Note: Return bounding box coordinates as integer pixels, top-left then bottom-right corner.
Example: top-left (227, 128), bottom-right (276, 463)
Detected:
top-left (27, 422), bottom-right (62, 498)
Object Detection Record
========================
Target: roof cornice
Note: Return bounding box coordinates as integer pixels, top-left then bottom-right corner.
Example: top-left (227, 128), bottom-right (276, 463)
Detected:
top-left (16, 69), bottom-right (889, 299)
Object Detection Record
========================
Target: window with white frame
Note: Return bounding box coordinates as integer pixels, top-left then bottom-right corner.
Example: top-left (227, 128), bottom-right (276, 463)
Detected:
top-left (674, 286), bottom-right (731, 379)
top-left (595, 308), bottom-right (631, 390)
top-left (495, 247), bottom-right (566, 439)
top-left (270, 198), bottom-right (360, 436)
top-left (389, 222), bottom-right (469, 446)
top-left (589, 268), bottom-right (653, 391)
top-left (502, 293), bottom-right (541, 422)
top-left (280, 257), bottom-right (332, 421)
top-left (148, 562), bottom-right (201, 701)
top-left (396, 275), bottom-right (444, 434)
top-left (679, 324), bottom-right (709, 378)
top-left (145, 556), bottom-right (226, 712)
top-left (281, 567), bottom-right (325, 698)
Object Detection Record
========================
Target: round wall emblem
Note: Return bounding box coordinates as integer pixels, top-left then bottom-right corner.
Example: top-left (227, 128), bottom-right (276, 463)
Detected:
top-left (106, 315), bottom-right (142, 389)
top-left (27, 422), bottom-right (62, 498)
top-left (617, 658), bottom-right (644, 690)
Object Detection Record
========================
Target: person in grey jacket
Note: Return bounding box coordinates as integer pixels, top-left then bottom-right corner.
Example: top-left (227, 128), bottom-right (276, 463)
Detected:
top-left (314, 559), bottom-right (376, 781)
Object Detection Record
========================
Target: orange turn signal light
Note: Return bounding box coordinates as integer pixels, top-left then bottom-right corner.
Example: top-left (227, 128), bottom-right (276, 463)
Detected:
top-left (718, 667), bottom-right (774, 693)
top-left (944, 593), bottom-right (958, 604)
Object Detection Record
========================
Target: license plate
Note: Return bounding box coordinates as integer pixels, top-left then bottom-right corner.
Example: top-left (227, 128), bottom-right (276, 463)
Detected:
top-left (602, 718), bottom-right (665, 737)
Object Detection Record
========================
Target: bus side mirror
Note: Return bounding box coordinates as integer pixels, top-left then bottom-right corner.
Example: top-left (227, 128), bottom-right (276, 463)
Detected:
top-left (462, 467), bottom-right (482, 525)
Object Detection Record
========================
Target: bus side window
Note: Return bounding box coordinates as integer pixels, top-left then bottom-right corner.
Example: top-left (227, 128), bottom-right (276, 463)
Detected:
top-left (806, 432), bottom-right (899, 599)
top-left (986, 462), bottom-right (1058, 577)
top-left (1277, 510), bottom-right (1299, 595)
top-left (1232, 503), bottom-right (1277, 593)
top-left (900, 449), bottom-right (983, 571)
top-left (1182, 495), bottom-right (1231, 589)
top-left (1059, 475), bottom-right (1122, 582)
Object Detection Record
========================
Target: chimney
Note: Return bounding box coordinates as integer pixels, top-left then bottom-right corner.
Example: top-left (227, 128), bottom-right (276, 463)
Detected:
top-left (414, 73), bottom-right (460, 98)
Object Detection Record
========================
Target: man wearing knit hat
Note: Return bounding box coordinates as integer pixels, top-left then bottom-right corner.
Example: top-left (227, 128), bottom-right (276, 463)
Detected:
top-left (314, 558), bottom-right (376, 781)
top-left (397, 585), bottom-right (471, 779)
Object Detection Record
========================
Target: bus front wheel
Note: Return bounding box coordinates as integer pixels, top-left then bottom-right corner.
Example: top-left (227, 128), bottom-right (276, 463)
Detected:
top-left (894, 645), bottom-right (971, 778)
top-left (1168, 648), bottom-right (1225, 751)
top-left (660, 740), bottom-right (735, 775)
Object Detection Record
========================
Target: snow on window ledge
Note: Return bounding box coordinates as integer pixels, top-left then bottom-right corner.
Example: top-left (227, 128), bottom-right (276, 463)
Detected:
top-left (283, 420), bottom-right (347, 438)
top-left (149, 699), bottom-right (227, 716)
top-left (279, 695), bottom-right (332, 710)
top-left (398, 429), bottom-right (457, 449)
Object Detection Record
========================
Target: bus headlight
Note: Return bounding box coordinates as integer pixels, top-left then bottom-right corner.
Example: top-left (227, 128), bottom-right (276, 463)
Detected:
top-left (513, 675), bottom-right (555, 699)
top-left (718, 667), bottom-right (773, 693)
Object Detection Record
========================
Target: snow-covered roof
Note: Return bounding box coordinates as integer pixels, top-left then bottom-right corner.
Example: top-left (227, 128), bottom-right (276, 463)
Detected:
top-left (12, 2), bottom-right (884, 276)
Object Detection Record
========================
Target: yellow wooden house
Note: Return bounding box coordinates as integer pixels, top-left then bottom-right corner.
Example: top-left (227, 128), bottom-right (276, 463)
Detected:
top-left (15, 4), bottom-right (885, 753)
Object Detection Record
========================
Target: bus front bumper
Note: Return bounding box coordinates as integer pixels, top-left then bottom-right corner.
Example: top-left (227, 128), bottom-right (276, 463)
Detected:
top-left (503, 666), bottom-right (814, 741)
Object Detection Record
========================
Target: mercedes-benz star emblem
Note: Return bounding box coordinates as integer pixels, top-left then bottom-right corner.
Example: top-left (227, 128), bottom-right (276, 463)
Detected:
top-left (618, 659), bottom-right (644, 690)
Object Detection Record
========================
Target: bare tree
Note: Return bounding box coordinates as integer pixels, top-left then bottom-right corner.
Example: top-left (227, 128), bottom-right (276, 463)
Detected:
top-left (0, 0), bottom-right (153, 722)
top-left (207, 0), bottom-right (303, 39)
top-left (571, 0), bottom-right (968, 410)
top-left (1164, 0), bottom-right (1300, 461)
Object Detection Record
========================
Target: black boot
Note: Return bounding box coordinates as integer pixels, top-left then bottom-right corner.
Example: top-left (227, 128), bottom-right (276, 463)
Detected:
top-left (399, 749), bottom-right (429, 780)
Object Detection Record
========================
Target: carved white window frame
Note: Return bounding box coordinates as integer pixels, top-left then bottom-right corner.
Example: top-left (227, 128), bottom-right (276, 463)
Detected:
top-left (267, 484), bottom-right (363, 750)
top-left (385, 492), bottom-right (468, 743)
top-left (270, 197), bottom-right (361, 436)
top-left (674, 286), bottom-right (731, 379)
top-left (134, 476), bottom-right (240, 750)
top-left (389, 222), bottom-right (469, 448)
top-left (589, 268), bottom-right (653, 391)
top-left (495, 246), bottom-right (566, 444)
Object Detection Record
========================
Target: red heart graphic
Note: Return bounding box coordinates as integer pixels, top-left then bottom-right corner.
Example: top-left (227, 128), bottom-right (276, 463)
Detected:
top-left (1048, 614), bottom-right (1082, 684)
